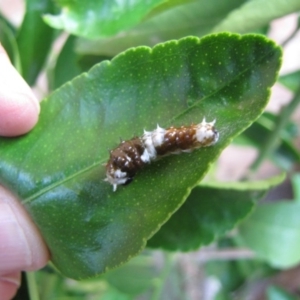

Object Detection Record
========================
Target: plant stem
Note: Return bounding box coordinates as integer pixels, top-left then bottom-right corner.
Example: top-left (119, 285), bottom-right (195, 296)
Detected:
top-left (250, 84), bottom-right (300, 172)
top-left (281, 18), bottom-right (300, 47)
top-left (151, 252), bottom-right (174, 300)
top-left (291, 173), bottom-right (300, 201)
top-left (26, 272), bottom-right (40, 300)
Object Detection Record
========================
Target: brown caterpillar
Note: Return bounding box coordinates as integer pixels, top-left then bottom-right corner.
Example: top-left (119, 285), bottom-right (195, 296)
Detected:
top-left (104, 118), bottom-right (219, 191)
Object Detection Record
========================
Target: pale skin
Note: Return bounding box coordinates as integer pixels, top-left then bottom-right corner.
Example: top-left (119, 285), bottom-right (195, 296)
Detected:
top-left (0, 44), bottom-right (49, 299)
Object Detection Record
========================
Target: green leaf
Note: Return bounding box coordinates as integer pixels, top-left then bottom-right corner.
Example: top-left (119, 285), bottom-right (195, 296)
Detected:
top-left (279, 70), bottom-right (300, 93)
top-left (291, 173), bottom-right (300, 202)
top-left (16, 0), bottom-right (56, 85)
top-left (99, 289), bottom-right (132, 300)
top-left (144, 0), bottom-right (196, 19)
top-left (267, 285), bottom-right (297, 300)
top-left (148, 174), bottom-right (285, 251)
top-left (239, 202), bottom-right (300, 268)
top-left (76, 0), bottom-right (246, 56)
top-left (50, 35), bottom-right (82, 90)
top-left (43, 0), bottom-right (165, 39)
top-left (0, 14), bottom-right (21, 71)
top-left (103, 253), bottom-right (157, 295)
top-left (213, 0), bottom-right (300, 33)
top-left (50, 35), bottom-right (109, 90)
top-left (57, 252), bottom-right (157, 297)
top-left (0, 33), bottom-right (282, 279)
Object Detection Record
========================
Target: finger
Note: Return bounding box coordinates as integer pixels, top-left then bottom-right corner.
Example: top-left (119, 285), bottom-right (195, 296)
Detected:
top-left (0, 186), bottom-right (49, 275)
top-left (0, 272), bottom-right (20, 300)
top-left (0, 44), bottom-right (40, 137)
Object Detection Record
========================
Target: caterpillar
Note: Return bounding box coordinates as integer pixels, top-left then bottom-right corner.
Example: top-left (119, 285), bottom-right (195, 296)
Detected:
top-left (104, 118), bottom-right (219, 191)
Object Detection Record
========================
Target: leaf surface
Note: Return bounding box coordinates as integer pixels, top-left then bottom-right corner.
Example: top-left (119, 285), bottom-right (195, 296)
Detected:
top-left (0, 33), bottom-right (282, 278)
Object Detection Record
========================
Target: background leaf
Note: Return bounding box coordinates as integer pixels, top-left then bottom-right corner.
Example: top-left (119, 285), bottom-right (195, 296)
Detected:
top-left (291, 173), bottom-right (300, 202)
top-left (213, 0), bottom-right (300, 33)
top-left (103, 253), bottom-right (157, 296)
top-left (76, 0), bottom-right (246, 57)
top-left (0, 13), bottom-right (20, 70)
top-left (43, 0), bottom-right (166, 39)
top-left (50, 35), bottom-right (81, 89)
top-left (279, 70), bottom-right (300, 93)
top-left (16, 0), bottom-right (56, 85)
top-left (267, 285), bottom-right (298, 300)
top-left (239, 202), bottom-right (300, 268)
top-left (0, 33), bottom-right (282, 279)
top-left (147, 174), bottom-right (285, 251)
top-left (49, 35), bottom-right (108, 90)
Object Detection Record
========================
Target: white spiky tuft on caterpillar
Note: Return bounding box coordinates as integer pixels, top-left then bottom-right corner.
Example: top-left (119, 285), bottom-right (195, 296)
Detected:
top-left (104, 118), bottom-right (219, 191)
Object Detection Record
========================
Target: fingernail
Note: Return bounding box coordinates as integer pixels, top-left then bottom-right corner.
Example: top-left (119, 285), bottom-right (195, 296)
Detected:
top-left (16, 88), bottom-right (40, 116)
top-left (0, 203), bottom-right (32, 273)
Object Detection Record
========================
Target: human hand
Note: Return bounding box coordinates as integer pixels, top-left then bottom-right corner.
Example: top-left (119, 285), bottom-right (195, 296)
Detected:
top-left (0, 44), bottom-right (49, 299)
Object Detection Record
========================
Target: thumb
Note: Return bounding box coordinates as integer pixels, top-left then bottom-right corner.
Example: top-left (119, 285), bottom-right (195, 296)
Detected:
top-left (0, 186), bottom-right (49, 298)
top-left (0, 44), bottom-right (40, 136)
